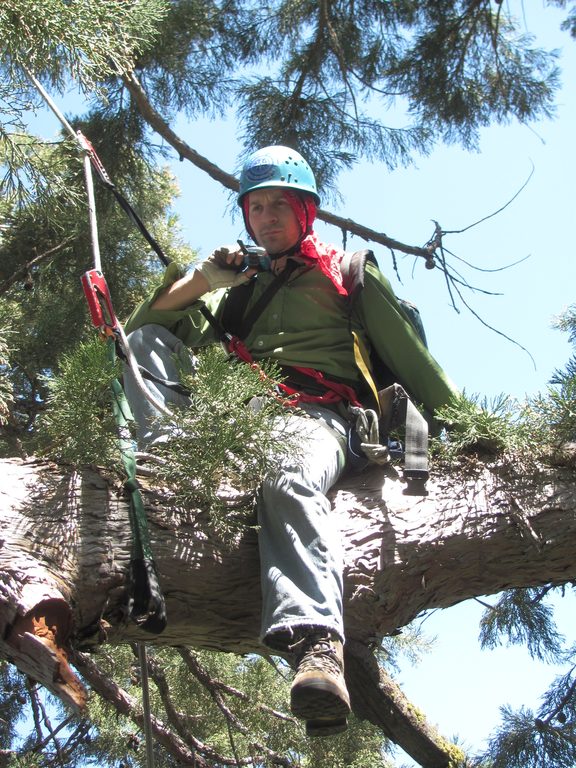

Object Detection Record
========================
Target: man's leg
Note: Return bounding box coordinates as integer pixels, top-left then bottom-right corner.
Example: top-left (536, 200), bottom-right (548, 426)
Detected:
top-left (122, 324), bottom-right (194, 447)
top-left (257, 405), bottom-right (351, 734)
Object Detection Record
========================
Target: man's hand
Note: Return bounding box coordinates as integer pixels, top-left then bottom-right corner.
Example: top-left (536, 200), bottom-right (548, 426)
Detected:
top-left (196, 245), bottom-right (256, 291)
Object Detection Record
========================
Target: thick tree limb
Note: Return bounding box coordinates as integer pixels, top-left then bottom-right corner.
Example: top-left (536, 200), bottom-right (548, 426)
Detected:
top-left (0, 456), bottom-right (575, 766)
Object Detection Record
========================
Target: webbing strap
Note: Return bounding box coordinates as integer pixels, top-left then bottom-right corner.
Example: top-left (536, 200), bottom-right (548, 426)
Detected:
top-left (351, 331), bottom-right (380, 412)
top-left (236, 260), bottom-right (298, 337)
top-left (378, 383), bottom-right (429, 495)
top-left (403, 397), bottom-right (429, 495)
top-left (217, 259), bottom-right (298, 341)
top-left (107, 339), bottom-right (167, 633)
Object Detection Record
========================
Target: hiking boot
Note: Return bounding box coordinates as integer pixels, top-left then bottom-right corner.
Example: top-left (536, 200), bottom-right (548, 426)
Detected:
top-left (306, 716), bottom-right (348, 737)
top-left (290, 632), bottom-right (351, 732)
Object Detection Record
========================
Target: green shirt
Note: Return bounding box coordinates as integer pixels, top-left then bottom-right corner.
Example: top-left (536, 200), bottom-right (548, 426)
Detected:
top-left (125, 260), bottom-right (458, 416)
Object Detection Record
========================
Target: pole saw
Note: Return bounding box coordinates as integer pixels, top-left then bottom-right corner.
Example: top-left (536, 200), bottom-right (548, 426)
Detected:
top-left (22, 67), bottom-right (175, 767)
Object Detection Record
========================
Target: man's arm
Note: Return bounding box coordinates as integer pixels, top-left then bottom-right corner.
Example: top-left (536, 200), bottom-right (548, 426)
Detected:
top-left (152, 246), bottom-right (255, 311)
top-left (151, 269), bottom-right (210, 310)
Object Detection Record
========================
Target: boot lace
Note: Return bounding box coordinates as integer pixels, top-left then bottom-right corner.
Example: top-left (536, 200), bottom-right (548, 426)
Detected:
top-left (290, 634), bottom-right (342, 677)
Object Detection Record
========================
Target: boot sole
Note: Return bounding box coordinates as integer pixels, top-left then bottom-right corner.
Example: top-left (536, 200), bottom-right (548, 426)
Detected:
top-left (291, 679), bottom-right (351, 721)
top-left (306, 717), bottom-right (348, 737)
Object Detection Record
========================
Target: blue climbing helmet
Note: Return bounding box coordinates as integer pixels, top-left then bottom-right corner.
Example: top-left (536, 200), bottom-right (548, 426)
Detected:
top-left (238, 146), bottom-right (320, 205)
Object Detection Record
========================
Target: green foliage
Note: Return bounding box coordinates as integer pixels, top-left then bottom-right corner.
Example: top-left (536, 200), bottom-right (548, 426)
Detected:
top-left (1, 646), bottom-right (391, 767)
top-left (235, 1), bottom-right (560, 192)
top-left (0, 0), bottom-right (167, 211)
top-left (0, 115), bottom-right (194, 455)
top-left (151, 346), bottom-right (302, 539)
top-left (0, 325), bottom-right (13, 426)
top-left (432, 312), bottom-right (576, 466)
top-left (520, 363), bottom-right (576, 457)
top-left (553, 304), bottom-right (576, 346)
top-left (433, 391), bottom-right (519, 459)
top-left (0, 662), bottom-right (26, 753)
top-left (516, 309), bottom-right (576, 459)
top-left (479, 588), bottom-right (564, 662)
top-left (481, 700), bottom-right (576, 768)
top-left (0, 0), bottom-right (166, 93)
top-left (1, 1), bottom-right (566, 199)
top-left (36, 336), bottom-right (122, 466)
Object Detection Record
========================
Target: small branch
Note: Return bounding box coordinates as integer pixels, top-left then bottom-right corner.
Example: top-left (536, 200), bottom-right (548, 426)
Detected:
top-left (542, 666), bottom-right (576, 726)
top-left (121, 66), bottom-right (536, 356)
top-left (178, 647), bottom-right (296, 724)
top-left (0, 235), bottom-right (75, 296)
top-left (442, 164), bottom-right (535, 236)
top-left (176, 648), bottom-right (299, 768)
top-left (143, 649), bottom-right (263, 767)
top-left (30, 713), bottom-right (74, 754)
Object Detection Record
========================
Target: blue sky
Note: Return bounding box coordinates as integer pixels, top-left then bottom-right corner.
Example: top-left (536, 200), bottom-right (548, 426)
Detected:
top-left (26, 1), bottom-right (576, 763)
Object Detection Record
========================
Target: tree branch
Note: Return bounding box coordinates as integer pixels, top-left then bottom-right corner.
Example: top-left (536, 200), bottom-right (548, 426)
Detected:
top-left (121, 70), bottom-right (437, 263)
top-left (0, 235), bottom-right (75, 296)
top-left (73, 650), bottom-right (208, 767)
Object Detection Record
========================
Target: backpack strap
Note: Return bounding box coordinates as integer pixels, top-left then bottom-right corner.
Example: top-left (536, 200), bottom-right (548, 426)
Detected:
top-left (342, 250), bottom-right (429, 495)
top-left (219, 260), bottom-right (299, 340)
top-left (340, 249), bottom-right (383, 412)
top-left (340, 248), bottom-right (378, 301)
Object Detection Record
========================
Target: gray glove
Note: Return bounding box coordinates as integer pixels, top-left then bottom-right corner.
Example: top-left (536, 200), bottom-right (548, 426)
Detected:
top-left (196, 245), bottom-right (251, 292)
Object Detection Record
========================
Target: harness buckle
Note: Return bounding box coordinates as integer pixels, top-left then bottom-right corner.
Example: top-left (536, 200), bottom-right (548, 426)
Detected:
top-left (403, 468), bottom-right (429, 496)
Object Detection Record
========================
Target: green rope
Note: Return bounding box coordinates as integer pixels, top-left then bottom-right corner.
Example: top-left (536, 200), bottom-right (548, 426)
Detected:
top-left (107, 337), bottom-right (167, 633)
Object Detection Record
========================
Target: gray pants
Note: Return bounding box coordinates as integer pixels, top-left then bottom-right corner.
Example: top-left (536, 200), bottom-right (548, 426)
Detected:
top-left (123, 324), bottom-right (348, 648)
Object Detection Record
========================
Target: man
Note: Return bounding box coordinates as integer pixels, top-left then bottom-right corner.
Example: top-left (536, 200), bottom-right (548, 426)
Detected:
top-left (123, 145), bottom-right (457, 736)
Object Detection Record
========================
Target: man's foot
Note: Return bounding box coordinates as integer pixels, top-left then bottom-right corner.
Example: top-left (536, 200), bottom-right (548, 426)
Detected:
top-left (306, 717), bottom-right (348, 737)
top-left (290, 632), bottom-right (351, 734)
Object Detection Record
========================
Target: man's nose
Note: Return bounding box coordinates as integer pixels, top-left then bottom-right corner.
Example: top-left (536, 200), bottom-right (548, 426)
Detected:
top-left (262, 204), bottom-right (279, 223)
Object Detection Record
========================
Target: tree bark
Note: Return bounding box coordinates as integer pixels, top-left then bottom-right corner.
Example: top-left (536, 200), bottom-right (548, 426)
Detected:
top-left (1, 455), bottom-right (575, 766)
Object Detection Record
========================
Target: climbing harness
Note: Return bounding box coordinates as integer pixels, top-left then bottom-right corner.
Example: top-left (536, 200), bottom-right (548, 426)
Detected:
top-left (24, 67), bottom-right (165, 767)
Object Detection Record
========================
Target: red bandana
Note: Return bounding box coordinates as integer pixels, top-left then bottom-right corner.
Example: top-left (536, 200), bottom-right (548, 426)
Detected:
top-left (242, 191), bottom-right (347, 296)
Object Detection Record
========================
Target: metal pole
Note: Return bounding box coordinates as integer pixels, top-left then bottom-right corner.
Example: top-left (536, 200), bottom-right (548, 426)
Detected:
top-left (22, 66), bottom-right (78, 142)
top-left (24, 66), bottom-right (103, 273)
top-left (137, 643), bottom-right (155, 768)
top-left (80, 142), bottom-right (102, 274)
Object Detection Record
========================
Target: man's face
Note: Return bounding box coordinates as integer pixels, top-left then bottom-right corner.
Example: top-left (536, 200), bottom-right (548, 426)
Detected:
top-left (246, 188), bottom-right (302, 254)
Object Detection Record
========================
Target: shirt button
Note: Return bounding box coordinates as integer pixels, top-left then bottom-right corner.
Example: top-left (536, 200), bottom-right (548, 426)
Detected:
top-left (272, 313), bottom-right (279, 320)
top-left (257, 340), bottom-right (264, 347)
